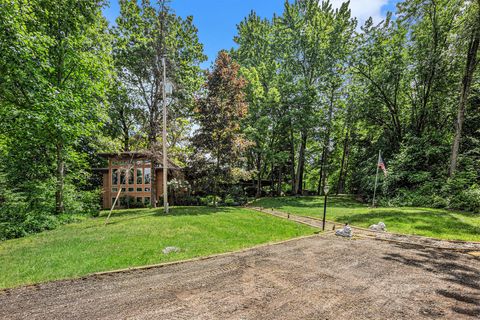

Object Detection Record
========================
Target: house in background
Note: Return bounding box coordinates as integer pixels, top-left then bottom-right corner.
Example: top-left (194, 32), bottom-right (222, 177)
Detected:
top-left (95, 152), bottom-right (181, 209)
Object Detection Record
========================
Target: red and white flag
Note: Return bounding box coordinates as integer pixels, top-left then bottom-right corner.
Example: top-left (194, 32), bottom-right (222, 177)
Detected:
top-left (378, 154), bottom-right (387, 177)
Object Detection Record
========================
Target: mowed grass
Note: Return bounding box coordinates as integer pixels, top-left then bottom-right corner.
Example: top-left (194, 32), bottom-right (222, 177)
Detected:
top-left (0, 206), bottom-right (316, 289)
top-left (253, 196), bottom-right (480, 242)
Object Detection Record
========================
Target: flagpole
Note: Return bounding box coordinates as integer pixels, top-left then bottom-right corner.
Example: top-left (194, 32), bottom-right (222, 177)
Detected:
top-left (162, 56), bottom-right (169, 214)
top-left (372, 150), bottom-right (381, 207)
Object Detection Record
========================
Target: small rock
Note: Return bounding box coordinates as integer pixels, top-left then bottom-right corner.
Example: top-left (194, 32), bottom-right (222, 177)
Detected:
top-left (162, 246), bottom-right (181, 254)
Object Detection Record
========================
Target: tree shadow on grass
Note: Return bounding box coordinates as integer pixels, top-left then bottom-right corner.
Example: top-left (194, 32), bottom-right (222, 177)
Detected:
top-left (163, 206), bottom-right (240, 217)
top-left (99, 206), bottom-right (242, 226)
top-left (98, 208), bottom-right (154, 218)
top-left (384, 244), bottom-right (480, 317)
top-left (339, 210), bottom-right (480, 240)
top-left (255, 197), bottom-right (479, 240)
top-left (101, 213), bottom-right (155, 226)
top-left (99, 206), bottom-right (241, 220)
top-left (257, 196), bottom-right (363, 209)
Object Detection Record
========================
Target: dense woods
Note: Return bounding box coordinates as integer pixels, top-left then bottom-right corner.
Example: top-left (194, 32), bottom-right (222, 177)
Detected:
top-left (232, 0), bottom-right (480, 212)
top-left (1, 0), bottom-right (479, 239)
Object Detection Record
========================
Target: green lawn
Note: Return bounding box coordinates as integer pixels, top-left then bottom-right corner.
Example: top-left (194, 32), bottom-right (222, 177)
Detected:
top-left (253, 196), bottom-right (480, 242)
top-left (0, 207), bottom-right (316, 289)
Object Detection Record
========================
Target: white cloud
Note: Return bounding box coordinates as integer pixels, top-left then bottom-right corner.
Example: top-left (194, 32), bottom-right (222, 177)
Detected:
top-left (330, 0), bottom-right (390, 26)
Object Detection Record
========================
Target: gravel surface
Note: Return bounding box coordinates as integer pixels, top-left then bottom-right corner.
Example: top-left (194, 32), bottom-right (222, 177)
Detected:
top-left (1, 233), bottom-right (479, 319)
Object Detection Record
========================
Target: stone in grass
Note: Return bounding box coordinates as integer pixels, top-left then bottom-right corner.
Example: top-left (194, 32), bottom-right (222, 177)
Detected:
top-left (369, 222), bottom-right (387, 232)
top-left (162, 246), bottom-right (181, 254)
top-left (335, 224), bottom-right (352, 238)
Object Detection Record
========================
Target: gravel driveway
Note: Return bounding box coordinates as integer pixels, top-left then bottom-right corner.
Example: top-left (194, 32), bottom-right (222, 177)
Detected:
top-left (1, 234), bottom-right (479, 320)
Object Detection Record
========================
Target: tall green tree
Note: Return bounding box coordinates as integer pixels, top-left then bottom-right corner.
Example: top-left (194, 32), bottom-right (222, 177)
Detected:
top-left (112, 0), bottom-right (206, 206)
top-left (105, 80), bottom-right (145, 152)
top-left (274, 0), bottom-right (355, 195)
top-left (352, 14), bottom-right (407, 147)
top-left (277, 0), bottom-right (327, 194)
top-left (0, 0), bottom-right (112, 215)
top-left (449, 0), bottom-right (480, 177)
top-left (234, 11), bottom-right (284, 197)
top-left (192, 51), bottom-right (249, 205)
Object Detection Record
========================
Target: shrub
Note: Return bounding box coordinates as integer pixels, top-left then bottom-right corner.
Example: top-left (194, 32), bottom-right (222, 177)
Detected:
top-left (80, 189), bottom-right (102, 216)
top-left (199, 195), bottom-right (221, 206)
top-left (224, 194), bottom-right (236, 206)
top-left (448, 185), bottom-right (480, 213)
top-left (0, 197), bottom-right (60, 241)
top-left (0, 178), bottom-right (102, 240)
top-left (118, 195), bottom-right (145, 209)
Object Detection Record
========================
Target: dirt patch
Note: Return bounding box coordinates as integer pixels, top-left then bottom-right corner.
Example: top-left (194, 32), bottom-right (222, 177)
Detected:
top-left (1, 233), bottom-right (479, 319)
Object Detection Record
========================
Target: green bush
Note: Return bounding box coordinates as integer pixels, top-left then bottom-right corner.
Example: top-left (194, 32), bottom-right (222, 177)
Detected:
top-left (224, 194), bottom-right (236, 206)
top-left (441, 170), bottom-right (480, 213)
top-left (447, 185), bottom-right (480, 213)
top-left (117, 195), bottom-right (144, 209)
top-left (0, 178), bottom-right (101, 240)
top-left (377, 168), bottom-right (480, 213)
top-left (81, 189), bottom-right (102, 216)
top-left (0, 197), bottom-right (60, 241)
top-left (199, 195), bottom-right (221, 206)
top-left (370, 134), bottom-right (480, 214)
top-left (62, 184), bottom-right (101, 216)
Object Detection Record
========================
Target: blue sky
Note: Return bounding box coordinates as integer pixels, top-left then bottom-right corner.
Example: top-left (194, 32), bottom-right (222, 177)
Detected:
top-left (103, 0), bottom-right (400, 69)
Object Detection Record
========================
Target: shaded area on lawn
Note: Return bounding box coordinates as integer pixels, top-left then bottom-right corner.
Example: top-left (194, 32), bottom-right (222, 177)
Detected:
top-left (340, 210), bottom-right (480, 240)
top-left (0, 206), bottom-right (316, 289)
top-left (384, 243), bottom-right (480, 318)
top-left (253, 196), bottom-right (480, 241)
top-left (101, 207), bottom-right (239, 226)
top-left (99, 206), bottom-right (239, 218)
top-left (255, 195), bottom-right (361, 209)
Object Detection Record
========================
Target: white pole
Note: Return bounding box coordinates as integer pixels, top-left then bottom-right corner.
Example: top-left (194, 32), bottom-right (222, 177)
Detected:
top-left (162, 56), bottom-right (169, 214)
top-left (372, 150), bottom-right (381, 207)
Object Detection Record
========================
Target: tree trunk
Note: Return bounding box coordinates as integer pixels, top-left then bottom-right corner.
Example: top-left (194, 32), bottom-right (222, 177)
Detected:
top-left (54, 35), bottom-right (65, 215)
top-left (123, 135), bottom-right (130, 152)
top-left (289, 127), bottom-right (296, 194)
top-left (122, 120), bottom-right (130, 152)
top-left (270, 162), bottom-right (275, 196)
top-left (149, 136), bottom-right (157, 208)
top-left (255, 151), bottom-right (262, 198)
top-left (213, 177), bottom-right (218, 207)
top-left (343, 146), bottom-right (351, 192)
top-left (320, 152), bottom-right (329, 195)
top-left (294, 130), bottom-right (307, 195)
top-left (320, 88), bottom-right (335, 195)
top-left (337, 128), bottom-right (350, 195)
top-left (120, 108), bottom-right (130, 152)
top-left (148, 100), bottom-right (158, 208)
top-left (214, 150), bottom-right (220, 207)
top-left (150, 160), bottom-right (157, 207)
top-left (317, 147), bottom-right (326, 195)
top-left (277, 166), bottom-right (283, 196)
top-left (449, 22), bottom-right (480, 177)
top-left (55, 143), bottom-right (65, 214)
